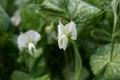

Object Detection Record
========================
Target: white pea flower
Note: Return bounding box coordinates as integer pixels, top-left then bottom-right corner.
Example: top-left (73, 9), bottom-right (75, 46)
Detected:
top-left (17, 30), bottom-right (41, 55)
top-left (58, 20), bottom-right (77, 50)
top-left (11, 10), bottom-right (21, 27)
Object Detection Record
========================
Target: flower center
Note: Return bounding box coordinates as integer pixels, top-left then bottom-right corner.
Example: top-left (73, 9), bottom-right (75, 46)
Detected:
top-left (28, 42), bottom-right (36, 55)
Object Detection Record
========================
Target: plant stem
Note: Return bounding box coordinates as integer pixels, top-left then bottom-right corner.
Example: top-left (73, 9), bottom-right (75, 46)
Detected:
top-left (72, 41), bottom-right (82, 80)
top-left (110, 0), bottom-right (118, 61)
top-left (29, 56), bottom-right (32, 73)
top-left (64, 51), bottom-right (69, 65)
top-left (110, 15), bottom-right (117, 61)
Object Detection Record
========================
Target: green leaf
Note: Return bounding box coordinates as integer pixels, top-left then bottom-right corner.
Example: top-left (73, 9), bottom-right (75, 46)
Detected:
top-left (0, 6), bottom-right (9, 32)
top-left (67, 0), bottom-right (100, 24)
top-left (39, 0), bottom-right (66, 21)
top-left (35, 74), bottom-right (50, 80)
top-left (0, 33), bottom-right (9, 48)
top-left (79, 37), bottom-right (100, 57)
top-left (31, 57), bottom-right (46, 77)
top-left (37, 0), bottom-right (44, 4)
top-left (40, 0), bottom-right (64, 12)
top-left (91, 29), bottom-right (111, 42)
top-left (90, 44), bottom-right (120, 80)
top-left (84, 0), bottom-right (102, 9)
top-left (84, 0), bottom-right (111, 9)
top-left (15, 0), bottom-right (31, 7)
top-left (39, 0), bottom-right (100, 26)
top-left (0, 0), bottom-right (7, 9)
top-left (11, 71), bottom-right (30, 80)
top-left (100, 0), bottom-right (112, 9)
top-left (20, 4), bottom-right (44, 31)
top-left (63, 64), bottom-right (90, 80)
top-left (79, 67), bottom-right (90, 80)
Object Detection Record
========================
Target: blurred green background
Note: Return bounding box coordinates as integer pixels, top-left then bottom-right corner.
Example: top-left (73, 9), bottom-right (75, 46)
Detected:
top-left (0, 0), bottom-right (116, 80)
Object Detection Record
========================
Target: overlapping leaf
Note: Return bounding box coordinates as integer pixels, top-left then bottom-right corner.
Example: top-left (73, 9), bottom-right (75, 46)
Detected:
top-left (90, 44), bottom-right (120, 80)
top-left (39, 0), bottom-right (100, 26)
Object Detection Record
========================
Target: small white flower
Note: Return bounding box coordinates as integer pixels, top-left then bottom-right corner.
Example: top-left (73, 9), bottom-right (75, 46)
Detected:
top-left (17, 30), bottom-right (41, 55)
top-left (58, 20), bottom-right (77, 50)
top-left (11, 10), bottom-right (21, 26)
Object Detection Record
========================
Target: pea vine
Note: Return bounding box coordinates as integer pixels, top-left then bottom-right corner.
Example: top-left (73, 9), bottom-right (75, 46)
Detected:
top-left (111, 0), bottom-right (120, 61)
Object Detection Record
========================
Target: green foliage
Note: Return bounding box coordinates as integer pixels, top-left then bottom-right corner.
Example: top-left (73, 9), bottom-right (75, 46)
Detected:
top-left (91, 28), bottom-right (111, 42)
top-left (20, 4), bottom-right (45, 31)
top-left (84, 0), bottom-right (112, 9)
top-left (90, 44), bottom-right (120, 80)
top-left (39, 0), bottom-right (100, 25)
top-left (11, 71), bottom-right (30, 80)
top-left (39, 0), bottom-right (100, 38)
top-left (35, 75), bottom-right (50, 80)
top-left (0, 0), bottom-right (7, 9)
top-left (1, 0), bottom-right (120, 80)
top-left (0, 6), bottom-right (9, 32)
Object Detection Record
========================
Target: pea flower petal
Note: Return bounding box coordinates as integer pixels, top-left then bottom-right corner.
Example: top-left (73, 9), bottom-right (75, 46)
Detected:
top-left (17, 30), bottom-right (41, 54)
top-left (58, 34), bottom-right (68, 50)
top-left (58, 20), bottom-right (64, 38)
top-left (25, 30), bottom-right (41, 43)
top-left (65, 21), bottom-right (77, 40)
top-left (28, 43), bottom-right (36, 55)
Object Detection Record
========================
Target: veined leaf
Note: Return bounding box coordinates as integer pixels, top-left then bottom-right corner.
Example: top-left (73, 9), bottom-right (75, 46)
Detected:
top-left (84, 0), bottom-right (111, 9)
top-left (67, 0), bottom-right (100, 26)
top-left (39, 0), bottom-right (100, 26)
top-left (40, 0), bottom-right (65, 12)
top-left (90, 44), bottom-right (120, 80)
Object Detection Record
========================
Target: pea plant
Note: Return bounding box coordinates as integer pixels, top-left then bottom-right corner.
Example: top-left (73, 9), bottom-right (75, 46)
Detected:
top-left (0, 0), bottom-right (120, 80)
